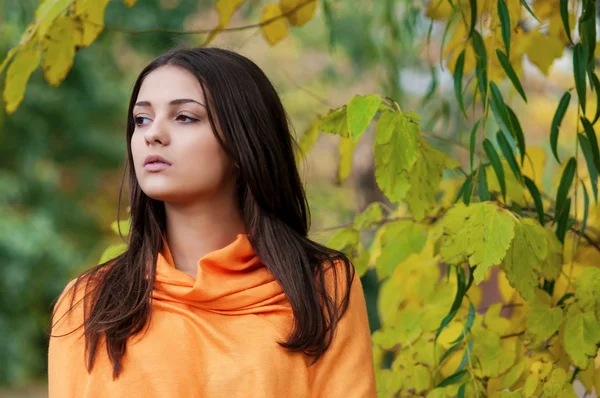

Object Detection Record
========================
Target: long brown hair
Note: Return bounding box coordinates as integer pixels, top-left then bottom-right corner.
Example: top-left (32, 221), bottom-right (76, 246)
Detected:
top-left (49, 47), bottom-right (355, 380)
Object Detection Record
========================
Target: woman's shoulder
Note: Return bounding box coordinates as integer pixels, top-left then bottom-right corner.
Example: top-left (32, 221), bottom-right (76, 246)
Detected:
top-left (316, 256), bottom-right (359, 307)
top-left (50, 273), bottom-right (99, 337)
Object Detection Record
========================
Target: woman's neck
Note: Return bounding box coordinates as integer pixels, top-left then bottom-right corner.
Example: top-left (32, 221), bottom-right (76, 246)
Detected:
top-left (163, 192), bottom-right (246, 278)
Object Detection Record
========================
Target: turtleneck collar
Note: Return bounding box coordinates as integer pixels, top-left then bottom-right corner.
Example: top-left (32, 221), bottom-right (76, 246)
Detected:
top-left (152, 234), bottom-right (291, 314)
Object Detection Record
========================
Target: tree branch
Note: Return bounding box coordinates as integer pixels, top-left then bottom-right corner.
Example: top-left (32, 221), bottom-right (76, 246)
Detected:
top-left (81, 0), bottom-right (317, 36)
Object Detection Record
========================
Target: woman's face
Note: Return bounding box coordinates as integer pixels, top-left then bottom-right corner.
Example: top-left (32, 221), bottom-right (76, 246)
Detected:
top-left (130, 65), bottom-right (235, 204)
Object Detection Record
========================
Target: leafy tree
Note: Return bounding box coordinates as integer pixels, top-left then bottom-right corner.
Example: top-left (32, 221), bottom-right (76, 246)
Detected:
top-left (3, 0), bottom-right (600, 396)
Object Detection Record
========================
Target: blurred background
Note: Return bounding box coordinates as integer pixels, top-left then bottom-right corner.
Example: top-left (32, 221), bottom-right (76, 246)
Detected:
top-left (0, 0), bottom-right (576, 396)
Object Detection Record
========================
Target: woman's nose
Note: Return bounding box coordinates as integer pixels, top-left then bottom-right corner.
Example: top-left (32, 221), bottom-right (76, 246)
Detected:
top-left (144, 119), bottom-right (169, 146)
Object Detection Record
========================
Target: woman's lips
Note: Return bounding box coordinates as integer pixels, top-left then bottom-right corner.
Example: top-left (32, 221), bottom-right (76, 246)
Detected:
top-left (144, 162), bottom-right (171, 172)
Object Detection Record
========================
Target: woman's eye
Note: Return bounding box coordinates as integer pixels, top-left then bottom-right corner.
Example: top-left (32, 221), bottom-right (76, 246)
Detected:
top-left (176, 114), bottom-right (198, 123)
top-left (134, 116), bottom-right (150, 126)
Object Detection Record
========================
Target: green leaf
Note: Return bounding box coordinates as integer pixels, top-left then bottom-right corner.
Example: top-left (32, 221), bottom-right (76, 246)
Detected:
top-left (375, 221), bottom-right (428, 279)
top-left (483, 139), bottom-right (506, 202)
top-left (563, 307), bottom-right (600, 368)
top-left (555, 197), bottom-right (571, 243)
top-left (353, 242), bottom-right (370, 277)
top-left (496, 50), bottom-right (526, 102)
top-left (524, 176), bottom-right (545, 225)
top-left (354, 202), bottom-right (384, 230)
top-left (555, 157), bottom-right (577, 220)
top-left (337, 136), bottom-right (356, 183)
top-left (579, 0), bottom-right (596, 67)
top-left (550, 92), bottom-right (571, 164)
top-left (501, 219), bottom-right (547, 302)
top-left (521, 0), bottom-right (539, 22)
top-left (496, 130), bottom-right (522, 182)
top-left (346, 94), bottom-right (382, 141)
top-left (478, 164), bottom-right (490, 201)
top-left (469, 120), bottom-right (481, 172)
top-left (497, 0), bottom-right (511, 56)
top-left (578, 134), bottom-right (599, 202)
top-left (590, 73), bottom-right (600, 124)
top-left (473, 329), bottom-right (516, 377)
top-left (526, 301), bottom-right (564, 345)
top-left (560, 0), bottom-right (573, 44)
top-left (406, 139), bottom-right (461, 220)
top-left (540, 227), bottom-right (563, 281)
top-left (440, 202), bottom-right (516, 282)
top-left (574, 43), bottom-right (587, 114)
top-left (326, 226), bottom-right (359, 255)
top-left (578, 183), bottom-right (590, 248)
top-left (110, 219), bottom-right (131, 236)
top-left (472, 31), bottom-right (488, 106)
top-left (462, 176), bottom-right (473, 205)
top-left (468, 0), bottom-right (477, 38)
top-left (374, 110), bottom-right (420, 203)
top-left (320, 106), bottom-right (349, 137)
top-left (437, 369), bottom-right (468, 388)
top-left (489, 82), bottom-right (513, 140)
top-left (574, 267), bottom-right (600, 314)
top-left (455, 177), bottom-right (470, 204)
top-left (506, 106), bottom-right (526, 165)
top-left (580, 0), bottom-right (596, 21)
top-left (454, 50), bottom-right (467, 118)
top-left (580, 117), bottom-right (600, 171)
top-left (99, 243), bottom-right (128, 264)
top-left (297, 117), bottom-right (321, 160)
top-left (500, 361), bottom-right (525, 390)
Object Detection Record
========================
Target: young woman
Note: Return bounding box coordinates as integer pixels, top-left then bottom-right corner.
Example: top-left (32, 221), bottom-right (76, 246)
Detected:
top-left (48, 47), bottom-right (376, 397)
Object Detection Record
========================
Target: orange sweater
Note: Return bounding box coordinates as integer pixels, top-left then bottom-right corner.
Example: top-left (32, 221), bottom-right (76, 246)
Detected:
top-left (48, 234), bottom-right (376, 397)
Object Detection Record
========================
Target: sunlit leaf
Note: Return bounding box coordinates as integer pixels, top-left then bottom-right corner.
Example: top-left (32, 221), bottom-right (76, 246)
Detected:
top-left (440, 202), bottom-right (515, 282)
top-left (374, 110), bottom-right (420, 203)
top-left (405, 139), bottom-right (460, 220)
top-left (337, 137), bottom-right (356, 183)
top-left (41, 16), bottom-right (77, 87)
top-left (3, 40), bottom-right (41, 114)
top-left (502, 219), bottom-right (547, 302)
top-left (346, 94), bottom-right (381, 141)
top-left (280, 0), bottom-right (317, 26)
top-left (260, 3), bottom-right (289, 45)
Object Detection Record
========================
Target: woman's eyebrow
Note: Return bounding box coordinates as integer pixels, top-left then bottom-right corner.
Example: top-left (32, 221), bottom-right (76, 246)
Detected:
top-left (134, 98), bottom-right (206, 108)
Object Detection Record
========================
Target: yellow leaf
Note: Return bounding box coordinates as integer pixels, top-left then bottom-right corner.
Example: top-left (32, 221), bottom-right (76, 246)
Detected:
top-left (577, 361), bottom-right (596, 394)
top-left (526, 30), bottom-right (565, 76)
top-left (280, 0), bottom-right (317, 26)
top-left (124, 0), bottom-right (138, 7)
top-left (405, 139), bottom-right (460, 221)
top-left (73, 0), bottom-right (111, 48)
top-left (487, 159), bottom-right (525, 205)
top-left (3, 40), bottom-right (41, 114)
top-left (499, 361), bottom-right (525, 390)
top-left (260, 3), bottom-right (289, 46)
top-left (523, 373), bottom-right (539, 396)
top-left (297, 117), bottom-right (321, 161)
top-left (41, 16), bottom-right (77, 87)
top-left (34, 0), bottom-right (71, 40)
top-left (437, 321), bottom-right (464, 349)
top-left (522, 146), bottom-right (547, 188)
top-left (548, 8), bottom-right (576, 45)
top-left (337, 137), bottom-right (355, 183)
top-left (484, 303), bottom-right (511, 335)
top-left (216, 0), bottom-right (246, 27)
